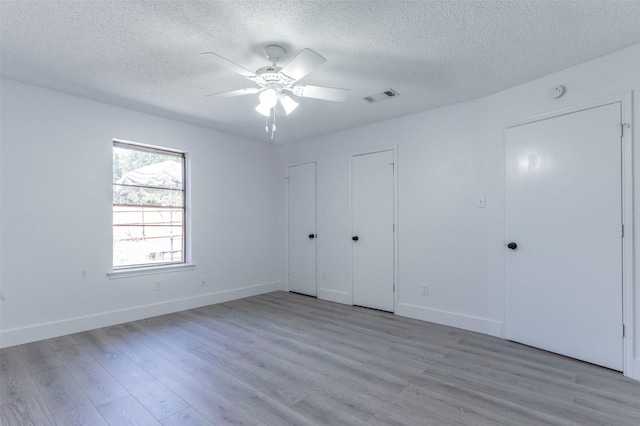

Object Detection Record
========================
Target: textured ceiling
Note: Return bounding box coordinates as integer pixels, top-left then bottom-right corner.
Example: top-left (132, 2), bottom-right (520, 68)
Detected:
top-left (2, 1), bottom-right (640, 144)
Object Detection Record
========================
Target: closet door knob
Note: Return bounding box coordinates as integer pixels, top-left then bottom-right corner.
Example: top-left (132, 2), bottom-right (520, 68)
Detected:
top-left (308, 234), bottom-right (315, 239)
top-left (507, 242), bottom-right (518, 250)
top-left (352, 236), bottom-right (359, 241)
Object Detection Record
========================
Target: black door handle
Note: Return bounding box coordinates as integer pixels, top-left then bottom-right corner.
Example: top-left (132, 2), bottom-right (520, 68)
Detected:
top-left (507, 242), bottom-right (517, 250)
top-left (308, 234), bottom-right (315, 239)
top-left (352, 236), bottom-right (359, 241)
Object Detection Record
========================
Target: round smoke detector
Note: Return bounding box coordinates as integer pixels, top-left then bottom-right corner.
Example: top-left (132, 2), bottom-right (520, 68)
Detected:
top-left (549, 85), bottom-right (566, 99)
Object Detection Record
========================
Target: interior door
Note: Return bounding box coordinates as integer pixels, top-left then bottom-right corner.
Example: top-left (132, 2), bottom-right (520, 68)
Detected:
top-left (505, 102), bottom-right (623, 371)
top-left (288, 162), bottom-right (317, 297)
top-left (352, 150), bottom-right (395, 312)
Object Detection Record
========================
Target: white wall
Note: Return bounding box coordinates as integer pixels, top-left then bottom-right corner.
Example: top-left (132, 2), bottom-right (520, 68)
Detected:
top-left (279, 99), bottom-right (495, 331)
top-left (279, 97), bottom-right (496, 332)
top-left (279, 43), bottom-right (640, 379)
top-left (0, 79), bottom-right (284, 347)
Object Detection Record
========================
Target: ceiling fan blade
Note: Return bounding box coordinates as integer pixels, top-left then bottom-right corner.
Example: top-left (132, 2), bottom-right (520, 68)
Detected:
top-left (292, 85), bottom-right (349, 102)
top-left (205, 88), bottom-right (261, 99)
top-left (280, 48), bottom-right (326, 81)
top-left (200, 52), bottom-right (257, 78)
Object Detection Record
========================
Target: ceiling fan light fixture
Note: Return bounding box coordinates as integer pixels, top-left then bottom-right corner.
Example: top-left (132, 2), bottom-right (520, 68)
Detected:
top-left (279, 94), bottom-right (299, 115)
top-left (258, 88), bottom-right (278, 108)
top-left (255, 101), bottom-right (272, 117)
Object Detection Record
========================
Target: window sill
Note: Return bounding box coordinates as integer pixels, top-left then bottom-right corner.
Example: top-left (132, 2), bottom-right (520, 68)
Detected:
top-left (107, 263), bottom-right (196, 279)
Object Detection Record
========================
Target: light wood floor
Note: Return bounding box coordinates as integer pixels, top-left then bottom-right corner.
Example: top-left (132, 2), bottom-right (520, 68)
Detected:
top-left (1, 291), bottom-right (639, 425)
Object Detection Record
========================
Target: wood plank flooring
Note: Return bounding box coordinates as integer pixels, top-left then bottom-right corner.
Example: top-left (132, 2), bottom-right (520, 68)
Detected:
top-left (2, 291), bottom-right (639, 425)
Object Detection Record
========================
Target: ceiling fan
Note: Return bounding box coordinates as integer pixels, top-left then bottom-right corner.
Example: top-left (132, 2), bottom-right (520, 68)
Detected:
top-left (200, 45), bottom-right (349, 138)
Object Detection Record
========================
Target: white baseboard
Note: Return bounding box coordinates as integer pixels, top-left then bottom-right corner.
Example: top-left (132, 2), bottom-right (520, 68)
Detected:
top-left (396, 303), bottom-right (503, 337)
top-left (317, 288), bottom-right (351, 305)
top-left (0, 281), bottom-right (281, 348)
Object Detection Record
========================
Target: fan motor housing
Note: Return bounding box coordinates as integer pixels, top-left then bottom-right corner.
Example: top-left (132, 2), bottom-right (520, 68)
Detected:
top-left (255, 65), bottom-right (294, 88)
top-left (256, 65), bottom-right (282, 78)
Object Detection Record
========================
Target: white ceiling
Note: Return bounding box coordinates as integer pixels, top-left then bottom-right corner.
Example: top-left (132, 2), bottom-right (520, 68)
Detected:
top-left (2, 1), bottom-right (640, 144)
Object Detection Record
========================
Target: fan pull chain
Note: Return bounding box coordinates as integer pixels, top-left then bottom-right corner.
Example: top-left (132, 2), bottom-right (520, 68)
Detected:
top-left (271, 107), bottom-right (277, 139)
top-left (265, 115), bottom-right (269, 133)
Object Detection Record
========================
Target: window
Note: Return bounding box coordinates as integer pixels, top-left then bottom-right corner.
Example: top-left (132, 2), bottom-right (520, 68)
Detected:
top-left (112, 141), bottom-right (186, 269)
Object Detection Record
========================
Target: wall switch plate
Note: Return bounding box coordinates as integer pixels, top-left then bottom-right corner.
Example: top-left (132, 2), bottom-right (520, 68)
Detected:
top-left (154, 280), bottom-right (162, 291)
top-left (422, 284), bottom-right (429, 295)
top-left (200, 277), bottom-right (206, 287)
top-left (477, 195), bottom-right (486, 208)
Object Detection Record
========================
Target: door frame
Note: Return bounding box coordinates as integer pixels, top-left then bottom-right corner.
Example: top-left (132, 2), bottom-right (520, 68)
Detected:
top-left (503, 92), bottom-right (634, 378)
top-left (349, 145), bottom-right (399, 312)
top-left (285, 159), bottom-right (319, 295)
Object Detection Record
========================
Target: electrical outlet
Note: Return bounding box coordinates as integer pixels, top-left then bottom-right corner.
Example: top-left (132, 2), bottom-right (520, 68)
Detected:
top-left (421, 284), bottom-right (429, 295)
top-left (321, 269), bottom-right (327, 279)
top-left (154, 280), bottom-right (162, 291)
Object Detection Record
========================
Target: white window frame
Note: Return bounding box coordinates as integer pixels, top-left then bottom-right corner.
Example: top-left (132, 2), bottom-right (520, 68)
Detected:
top-left (108, 139), bottom-right (194, 278)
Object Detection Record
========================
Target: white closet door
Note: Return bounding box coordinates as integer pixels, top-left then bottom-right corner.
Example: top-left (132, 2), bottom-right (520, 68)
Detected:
top-left (505, 102), bottom-right (623, 371)
top-left (288, 162), bottom-right (317, 296)
top-left (352, 150), bottom-right (394, 312)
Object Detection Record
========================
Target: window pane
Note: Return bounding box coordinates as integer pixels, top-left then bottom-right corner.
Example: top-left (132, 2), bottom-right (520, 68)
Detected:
top-left (113, 185), bottom-right (184, 207)
top-left (113, 224), bottom-right (184, 268)
top-left (113, 142), bottom-right (186, 269)
top-left (113, 146), bottom-right (183, 189)
top-left (113, 206), bottom-right (183, 226)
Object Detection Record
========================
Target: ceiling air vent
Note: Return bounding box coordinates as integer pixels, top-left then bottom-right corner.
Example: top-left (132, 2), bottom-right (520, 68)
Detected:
top-left (363, 89), bottom-right (399, 103)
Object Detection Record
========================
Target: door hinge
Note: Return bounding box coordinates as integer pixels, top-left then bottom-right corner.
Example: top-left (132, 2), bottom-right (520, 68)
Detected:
top-left (393, 223), bottom-right (395, 232)
top-left (622, 224), bottom-right (625, 238)
top-left (393, 283), bottom-right (395, 292)
top-left (623, 324), bottom-right (626, 338)
top-left (389, 162), bottom-right (395, 171)
top-left (618, 123), bottom-right (630, 138)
